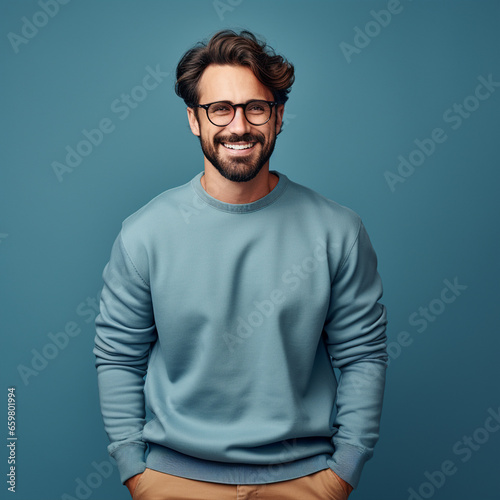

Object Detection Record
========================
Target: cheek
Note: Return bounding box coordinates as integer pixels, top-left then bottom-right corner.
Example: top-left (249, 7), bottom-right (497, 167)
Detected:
top-left (203, 133), bottom-right (219, 148)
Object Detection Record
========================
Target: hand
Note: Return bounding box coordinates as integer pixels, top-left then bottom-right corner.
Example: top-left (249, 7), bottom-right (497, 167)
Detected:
top-left (332, 471), bottom-right (354, 497)
top-left (125, 473), bottom-right (143, 498)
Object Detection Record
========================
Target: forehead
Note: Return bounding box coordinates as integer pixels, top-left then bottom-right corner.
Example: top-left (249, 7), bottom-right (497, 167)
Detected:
top-left (197, 64), bottom-right (274, 103)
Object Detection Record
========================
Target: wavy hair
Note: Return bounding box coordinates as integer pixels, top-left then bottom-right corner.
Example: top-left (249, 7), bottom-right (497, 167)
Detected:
top-left (175, 29), bottom-right (295, 110)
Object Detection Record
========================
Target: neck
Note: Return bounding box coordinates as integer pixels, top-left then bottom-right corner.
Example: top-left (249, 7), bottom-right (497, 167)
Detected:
top-left (201, 164), bottom-right (278, 204)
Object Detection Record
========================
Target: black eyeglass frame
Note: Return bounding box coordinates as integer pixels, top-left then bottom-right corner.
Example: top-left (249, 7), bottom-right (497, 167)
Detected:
top-left (189, 100), bottom-right (280, 127)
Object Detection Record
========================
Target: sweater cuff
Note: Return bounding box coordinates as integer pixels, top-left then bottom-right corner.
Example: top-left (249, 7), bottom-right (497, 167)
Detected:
top-left (326, 443), bottom-right (370, 489)
top-left (111, 443), bottom-right (147, 484)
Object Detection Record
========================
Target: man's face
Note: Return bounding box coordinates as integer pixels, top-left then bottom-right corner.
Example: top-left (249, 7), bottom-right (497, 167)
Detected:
top-left (187, 64), bottom-right (284, 182)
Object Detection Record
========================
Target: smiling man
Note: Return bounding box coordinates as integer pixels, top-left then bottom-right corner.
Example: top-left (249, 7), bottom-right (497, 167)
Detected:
top-left (188, 63), bottom-right (282, 203)
top-left (94, 29), bottom-right (388, 500)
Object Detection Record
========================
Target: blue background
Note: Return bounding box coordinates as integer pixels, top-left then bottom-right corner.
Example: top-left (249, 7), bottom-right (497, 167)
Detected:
top-left (1, 1), bottom-right (499, 499)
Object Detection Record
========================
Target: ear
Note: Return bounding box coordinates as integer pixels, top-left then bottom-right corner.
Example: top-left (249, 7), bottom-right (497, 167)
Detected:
top-left (275, 104), bottom-right (285, 136)
top-left (187, 107), bottom-right (201, 137)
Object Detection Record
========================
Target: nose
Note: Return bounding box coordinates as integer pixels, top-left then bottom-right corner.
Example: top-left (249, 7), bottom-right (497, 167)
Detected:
top-left (226, 105), bottom-right (252, 135)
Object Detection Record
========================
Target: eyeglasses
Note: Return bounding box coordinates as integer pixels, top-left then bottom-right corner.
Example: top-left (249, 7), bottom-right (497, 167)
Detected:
top-left (190, 100), bottom-right (279, 127)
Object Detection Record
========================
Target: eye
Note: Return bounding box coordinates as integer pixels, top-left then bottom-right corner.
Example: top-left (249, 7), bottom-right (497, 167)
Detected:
top-left (247, 101), bottom-right (268, 114)
top-left (249, 104), bottom-right (265, 112)
top-left (211, 104), bottom-right (232, 114)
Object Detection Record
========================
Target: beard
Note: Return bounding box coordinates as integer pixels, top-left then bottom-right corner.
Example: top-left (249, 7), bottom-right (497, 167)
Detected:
top-left (198, 128), bottom-right (277, 183)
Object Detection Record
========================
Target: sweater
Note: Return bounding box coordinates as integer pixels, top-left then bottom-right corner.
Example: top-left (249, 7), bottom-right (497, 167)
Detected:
top-left (93, 169), bottom-right (388, 489)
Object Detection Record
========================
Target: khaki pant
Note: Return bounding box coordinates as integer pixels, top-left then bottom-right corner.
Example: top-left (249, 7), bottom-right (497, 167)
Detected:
top-left (132, 467), bottom-right (349, 500)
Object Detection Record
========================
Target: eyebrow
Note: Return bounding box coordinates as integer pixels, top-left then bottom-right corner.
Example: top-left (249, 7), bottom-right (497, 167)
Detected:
top-left (215, 99), bottom-right (268, 104)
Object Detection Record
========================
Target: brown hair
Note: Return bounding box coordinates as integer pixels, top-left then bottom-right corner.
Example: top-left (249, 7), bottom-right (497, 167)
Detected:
top-left (175, 29), bottom-right (295, 109)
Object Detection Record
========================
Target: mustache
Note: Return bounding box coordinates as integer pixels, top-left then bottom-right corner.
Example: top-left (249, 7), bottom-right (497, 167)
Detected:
top-left (215, 134), bottom-right (263, 144)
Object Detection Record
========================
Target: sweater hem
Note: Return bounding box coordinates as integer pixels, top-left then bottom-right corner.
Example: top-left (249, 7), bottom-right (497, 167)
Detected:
top-left (146, 443), bottom-right (331, 484)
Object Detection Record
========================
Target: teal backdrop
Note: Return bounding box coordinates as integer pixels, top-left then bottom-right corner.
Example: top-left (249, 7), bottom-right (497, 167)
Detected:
top-left (1, 1), bottom-right (499, 499)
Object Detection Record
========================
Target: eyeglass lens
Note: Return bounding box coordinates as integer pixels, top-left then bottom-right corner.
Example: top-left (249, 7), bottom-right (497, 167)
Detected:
top-left (208, 101), bottom-right (271, 126)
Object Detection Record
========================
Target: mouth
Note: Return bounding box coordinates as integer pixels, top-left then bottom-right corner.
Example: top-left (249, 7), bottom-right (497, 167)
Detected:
top-left (221, 141), bottom-right (257, 152)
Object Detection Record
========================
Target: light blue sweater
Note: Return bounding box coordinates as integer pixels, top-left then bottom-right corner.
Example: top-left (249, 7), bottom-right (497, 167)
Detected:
top-left (93, 170), bottom-right (388, 489)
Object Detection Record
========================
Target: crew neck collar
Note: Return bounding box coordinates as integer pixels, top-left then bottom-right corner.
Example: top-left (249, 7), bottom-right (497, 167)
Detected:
top-left (190, 170), bottom-right (289, 213)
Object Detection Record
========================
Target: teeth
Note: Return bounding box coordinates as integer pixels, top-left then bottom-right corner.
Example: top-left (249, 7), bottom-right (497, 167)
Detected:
top-left (223, 143), bottom-right (255, 150)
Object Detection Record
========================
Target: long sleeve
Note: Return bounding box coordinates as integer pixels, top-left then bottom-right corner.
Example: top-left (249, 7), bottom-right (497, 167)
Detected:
top-left (93, 231), bottom-right (157, 484)
top-left (324, 220), bottom-right (388, 489)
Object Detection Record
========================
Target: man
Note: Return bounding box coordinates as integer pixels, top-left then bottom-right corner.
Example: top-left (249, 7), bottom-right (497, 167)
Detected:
top-left (94, 29), bottom-right (388, 500)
